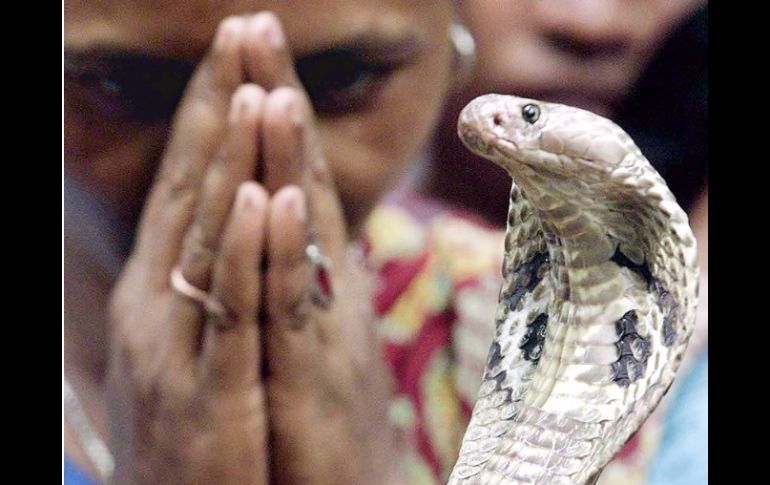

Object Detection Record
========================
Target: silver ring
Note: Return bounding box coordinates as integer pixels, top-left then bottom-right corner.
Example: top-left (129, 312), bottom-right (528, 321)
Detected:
top-left (170, 266), bottom-right (208, 304)
top-left (306, 244), bottom-right (333, 309)
top-left (170, 266), bottom-right (234, 329)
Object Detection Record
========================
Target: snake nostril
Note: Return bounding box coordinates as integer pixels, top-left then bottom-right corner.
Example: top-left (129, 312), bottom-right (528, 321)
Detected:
top-left (493, 114), bottom-right (504, 127)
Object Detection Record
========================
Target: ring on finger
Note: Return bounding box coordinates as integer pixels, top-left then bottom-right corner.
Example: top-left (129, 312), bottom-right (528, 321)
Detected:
top-left (170, 266), bottom-right (235, 330)
top-left (170, 266), bottom-right (209, 304)
top-left (306, 243), bottom-right (333, 309)
top-left (204, 297), bottom-right (235, 331)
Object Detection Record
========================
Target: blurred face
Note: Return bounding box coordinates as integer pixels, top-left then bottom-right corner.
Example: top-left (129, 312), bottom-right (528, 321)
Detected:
top-left (64, 0), bottom-right (454, 236)
top-left (461, 0), bottom-right (704, 116)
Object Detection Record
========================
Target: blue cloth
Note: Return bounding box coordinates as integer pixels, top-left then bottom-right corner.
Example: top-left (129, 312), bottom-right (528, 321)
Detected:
top-left (64, 456), bottom-right (100, 485)
top-left (647, 350), bottom-right (708, 485)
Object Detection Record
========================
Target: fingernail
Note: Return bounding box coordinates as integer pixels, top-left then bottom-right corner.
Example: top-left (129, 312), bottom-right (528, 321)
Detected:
top-left (254, 13), bottom-right (285, 49)
top-left (266, 19), bottom-right (286, 49)
top-left (285, 186), bottom-right (307, 222)
top-left (215, 17), bottom-right (241, 50)
top-left (229, 85), bottom-right (263, 125)
top-left (237, 182), bottom-right (262, 210)
top-left (288, 98), bottom-right (304, 129)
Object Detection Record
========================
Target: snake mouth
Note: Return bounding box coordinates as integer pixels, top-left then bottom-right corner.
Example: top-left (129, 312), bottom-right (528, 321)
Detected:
top-left (457, 124), bottom-right (488, 155)
top-left (492, 137), bottom-right (520, 157)
top-left (458, 123), bottom-right (520, 161)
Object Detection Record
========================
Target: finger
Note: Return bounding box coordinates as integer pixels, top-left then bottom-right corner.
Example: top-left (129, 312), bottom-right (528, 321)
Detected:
top-left (261, 87), bottom-right (305, 194)
top-left (242, 12), bottom-right (303, 90)
top-left (264, 185), bottom-right (320, 386)
top-left (132, 16), bottom-right (247, 279)
top-left (242, 12), bottom-right (349, 261)
top-left (200, 182), bottom-right (269, 390)
top-left (266, 88), bottom-right (348, 263)
top-left (177, 84), bottom-right (266, 290)
top-left (168, 85), bottom-right (265, 350)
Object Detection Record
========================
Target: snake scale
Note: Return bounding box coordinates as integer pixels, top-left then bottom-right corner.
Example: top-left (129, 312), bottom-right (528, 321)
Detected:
top-left (447, 94), bottom-right (699, 484)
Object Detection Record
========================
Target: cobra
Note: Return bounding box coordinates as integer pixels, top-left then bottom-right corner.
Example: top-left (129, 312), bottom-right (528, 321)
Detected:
top-left (449, 94), bottom-right (699, 484)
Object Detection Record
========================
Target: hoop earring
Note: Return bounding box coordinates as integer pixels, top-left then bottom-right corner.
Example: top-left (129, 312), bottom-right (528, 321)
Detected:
top-left (450, 23), bottom-right (476, 86)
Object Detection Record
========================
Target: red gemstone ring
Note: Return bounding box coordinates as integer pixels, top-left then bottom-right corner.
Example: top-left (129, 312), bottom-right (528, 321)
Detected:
top-left (306, 243), bottom-right (333, 308)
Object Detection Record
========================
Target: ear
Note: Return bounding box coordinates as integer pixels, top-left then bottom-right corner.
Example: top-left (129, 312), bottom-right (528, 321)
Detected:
top-left (449, 23), bottom-right (476, 88)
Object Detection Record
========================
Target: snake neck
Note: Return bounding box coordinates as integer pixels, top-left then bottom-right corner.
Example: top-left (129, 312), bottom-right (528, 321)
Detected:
top-left (505, 162), bottom-right (696, 311)
top-left (504, 173), bottom-right (621, 309)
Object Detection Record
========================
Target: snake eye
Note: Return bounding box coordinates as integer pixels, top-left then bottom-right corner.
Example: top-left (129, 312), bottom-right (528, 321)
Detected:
top-left (522, 104), bottom-right (540, 124)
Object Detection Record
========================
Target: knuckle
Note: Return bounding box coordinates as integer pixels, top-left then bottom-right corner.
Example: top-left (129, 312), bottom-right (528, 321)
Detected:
top-left (204, 296), bottom-right (240, 331)
top-left (157, 368), bottom-right (196, 401)
top-left (109, 329), bottom-right (157, 397)
top-left (157, 149), bottom-right (202, 204)
top-left (218, 237), bottom-right (260, 283)
top-left (269, 265), bottom-right (311, 316)
top-left (181, 225), bottom-right (218, 283)
top-left (310, 153), bottom-right (335, 188)
top-left (189, 73), bottom-right (223, 108)
top-left (273, 243), bottom-right (308, 275)
top-left (284, 295), bottom-right (313, 330)
top-left (267, 280), bottom-right (311, 329)
top-left (217, 240), bottom-right (244, 273)
top-left (157, 108), bottom-right (220, 203)
top-left (108, 307), bottom-right (146, 362)
top-left (208, 261), bottom-right (259, 329)
top-left (189, 41), bottom-right (238, 109)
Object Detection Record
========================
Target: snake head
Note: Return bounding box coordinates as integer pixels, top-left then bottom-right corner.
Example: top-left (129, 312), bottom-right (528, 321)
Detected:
top-left (458, 93), bottom-right (638, 178)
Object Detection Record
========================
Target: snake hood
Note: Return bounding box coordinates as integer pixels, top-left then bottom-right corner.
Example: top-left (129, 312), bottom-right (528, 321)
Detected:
top-left (449, 94), bottom-right (698, 484)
